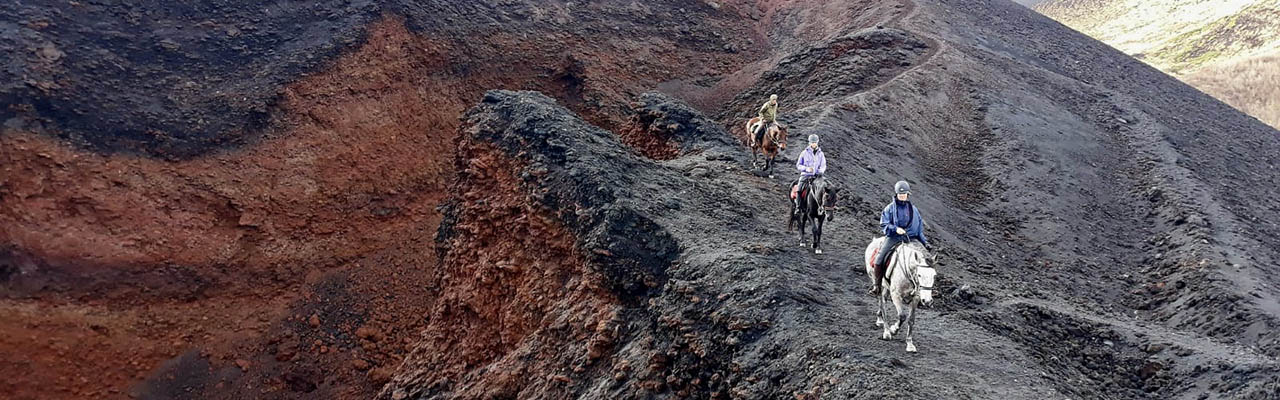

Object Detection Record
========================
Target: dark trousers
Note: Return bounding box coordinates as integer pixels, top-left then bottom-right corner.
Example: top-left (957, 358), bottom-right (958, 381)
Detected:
top-left (794, 175), bottom-right (816, 210)
top-left (754, 121), bottom-right (774, 145)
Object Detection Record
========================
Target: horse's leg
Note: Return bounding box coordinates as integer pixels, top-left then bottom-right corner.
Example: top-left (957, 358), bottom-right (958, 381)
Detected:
top-left (797, 212), bottom-right (807, 247)
top-left (869, 260), bottom-right (881, 295)
top-left (889, 289), bottom-right (906, 337)
top-left (868, 255), bottom-right (883, 326)
top-left (905, 297), bottom-right (920, 353)
top-left (793, 216), bottom-right (803, 244)
top-left (879, 291), bottom-right (893, 340)
top-left (813, 215), bottom-right (823, 254)
top-left (874, 287), bottom-right (885, 327)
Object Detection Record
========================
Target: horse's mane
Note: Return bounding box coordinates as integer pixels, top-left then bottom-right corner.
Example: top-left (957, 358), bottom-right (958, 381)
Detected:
top-left (899, 241), bottom-right (926, 254)
top-left (891, 242), bottom-right (930, 272)
top-left (806, 177), bottom-right (834, 211)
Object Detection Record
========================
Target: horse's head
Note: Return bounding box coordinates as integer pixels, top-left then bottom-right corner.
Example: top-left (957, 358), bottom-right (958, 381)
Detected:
top-left (821, 186), bottom-right (839, 220)
top-left (822, 186), bottom-right (839, 208)
top-left (772, 125), bottom-right (788, 151)
top-left (904, 244), bottom-right (937, 305)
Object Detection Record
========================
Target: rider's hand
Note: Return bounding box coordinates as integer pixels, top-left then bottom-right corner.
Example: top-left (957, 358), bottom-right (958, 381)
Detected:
top-left (806, 167), bottom-right (814, 173)
top-left (895, 227), bottom-right (906, 235)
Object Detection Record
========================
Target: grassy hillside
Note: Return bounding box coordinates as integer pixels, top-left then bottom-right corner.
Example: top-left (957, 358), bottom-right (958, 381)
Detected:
top-left (1184, 50), bottom-right (1280, 128)
top-left (1035, 0), bottom-right (1280, 129)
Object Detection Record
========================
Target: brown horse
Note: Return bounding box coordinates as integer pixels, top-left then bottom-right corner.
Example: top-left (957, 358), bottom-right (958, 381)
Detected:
top-left (745, 117), bottom-right (788, 175)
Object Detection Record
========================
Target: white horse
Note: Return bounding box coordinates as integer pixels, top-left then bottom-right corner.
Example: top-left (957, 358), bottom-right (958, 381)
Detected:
top-left (863, 238), bottom-right (937, 352)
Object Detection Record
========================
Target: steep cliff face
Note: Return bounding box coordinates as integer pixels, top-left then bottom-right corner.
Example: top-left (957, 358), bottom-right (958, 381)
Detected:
top-left (1, 1), bottom-right (755, 398)
top-left (4, 0), bottom-right (1280, 399)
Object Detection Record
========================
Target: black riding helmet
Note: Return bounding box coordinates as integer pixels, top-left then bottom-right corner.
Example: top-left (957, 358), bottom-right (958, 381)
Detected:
top-left (895, 180), bottom-right (911, 195)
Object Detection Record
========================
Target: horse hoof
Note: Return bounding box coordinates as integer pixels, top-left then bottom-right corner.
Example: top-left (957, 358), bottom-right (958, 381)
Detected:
top-left (814, 248), bottom-right (822, 254)
top-left (880, 332), bottom-right (892, 340)
top-left (875, 320), bottom-right (884, 327)
top-left (906, 343), bottom-right (917, 353)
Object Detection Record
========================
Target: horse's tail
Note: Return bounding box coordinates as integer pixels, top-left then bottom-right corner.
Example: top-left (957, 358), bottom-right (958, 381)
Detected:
top-left (786, 198), bottom-right (796, 232)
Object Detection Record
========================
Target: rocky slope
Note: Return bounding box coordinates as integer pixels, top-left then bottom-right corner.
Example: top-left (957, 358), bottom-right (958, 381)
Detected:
top-left (1033, 0), bottom-right (1280, 128)
top-left (3, 0), bottom-right (1280, 399)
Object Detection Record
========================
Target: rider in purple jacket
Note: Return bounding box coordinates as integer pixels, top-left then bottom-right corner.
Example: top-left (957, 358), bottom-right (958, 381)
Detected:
top-left (793, 134), bottom-right (826, 215)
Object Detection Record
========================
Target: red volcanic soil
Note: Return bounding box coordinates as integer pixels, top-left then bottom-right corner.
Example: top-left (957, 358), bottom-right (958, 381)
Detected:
top-left (1, 4), bottom-right (753, 398)
top-left (1, 19), bottom-right (456, 400)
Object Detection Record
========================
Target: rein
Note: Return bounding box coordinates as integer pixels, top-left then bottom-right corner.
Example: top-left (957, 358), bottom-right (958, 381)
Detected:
top-left (890, 246), bottom-right (933, 296)
top-left (767, 127), bottom-right (785, 149)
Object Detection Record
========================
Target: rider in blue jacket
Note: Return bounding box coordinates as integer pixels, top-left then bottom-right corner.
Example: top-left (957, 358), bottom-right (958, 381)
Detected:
top-left (870, 180), bottom-right (930, 294)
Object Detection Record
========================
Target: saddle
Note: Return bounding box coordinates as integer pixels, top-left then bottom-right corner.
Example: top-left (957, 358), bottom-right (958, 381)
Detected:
top-left (871, 240), bottom-right (911, 274)
top-left (751, 121), bottom-right (772, 145)
top-left (790, 185), bottom-right (806, 200)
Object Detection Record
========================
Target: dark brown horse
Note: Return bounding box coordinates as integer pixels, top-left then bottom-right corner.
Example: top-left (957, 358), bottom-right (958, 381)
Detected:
top-left (745, 117), bottom-right (787, 176)
top-left (788, 176), bottom-right (838, 254)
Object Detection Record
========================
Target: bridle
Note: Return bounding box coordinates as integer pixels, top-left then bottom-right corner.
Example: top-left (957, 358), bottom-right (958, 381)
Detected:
top-left (887, 246), bottom-right (933, 297)
top-left (767, 126), bottom-right (786, 149)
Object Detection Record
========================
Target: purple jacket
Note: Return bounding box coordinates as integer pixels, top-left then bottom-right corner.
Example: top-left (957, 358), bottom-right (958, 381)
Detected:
top-left (796, 147), bottom-right (826, 177)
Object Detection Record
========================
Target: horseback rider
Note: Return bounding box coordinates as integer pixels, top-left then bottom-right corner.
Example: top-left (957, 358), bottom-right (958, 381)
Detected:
top-left (870, 181), bottom-right (930, 294)
top-left (793, 134), bottom-right (826, 215)
top-left (754, 94), bottom-right (780, 145)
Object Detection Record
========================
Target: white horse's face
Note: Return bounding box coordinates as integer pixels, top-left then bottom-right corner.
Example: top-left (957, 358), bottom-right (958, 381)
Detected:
top-left (908, 248), bottom-right (936, 305)
top-left (918, 265), bottom-right (937, 305)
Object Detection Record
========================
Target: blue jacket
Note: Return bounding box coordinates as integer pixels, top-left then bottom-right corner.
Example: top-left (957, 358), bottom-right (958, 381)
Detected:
top-left (881, 200), bottom-right (928, 246)
top-left (796, 147), bottom-right (826, 177)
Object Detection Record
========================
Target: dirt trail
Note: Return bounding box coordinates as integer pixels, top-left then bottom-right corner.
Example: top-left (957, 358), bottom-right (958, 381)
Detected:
top-left (998, 297), bottom-right (1277, 366)
top-left (856, 0), bottom-right (943, 96)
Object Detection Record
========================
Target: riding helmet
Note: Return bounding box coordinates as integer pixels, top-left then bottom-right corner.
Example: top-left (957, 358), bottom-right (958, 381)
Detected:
top-left (895, 180), bottom-right (911, 194)
top-left (808, 134), bottom-right (819, 144)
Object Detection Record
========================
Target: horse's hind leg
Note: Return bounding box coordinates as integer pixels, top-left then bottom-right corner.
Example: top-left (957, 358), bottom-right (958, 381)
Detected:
top-left (873, 263), bottom-right (884, 327)
top-left (904, 298), bottom-right (920, 353)
top-left (875, 300), bottom-right (885, 327)
top-left (879, 292), bottom-right (894, 340)
top-left (797, 214), bottom-right (807, 247)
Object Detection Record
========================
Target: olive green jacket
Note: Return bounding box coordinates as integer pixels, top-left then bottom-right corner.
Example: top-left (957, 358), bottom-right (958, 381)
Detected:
top-left (758, 100), bottom-right (777, 122)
